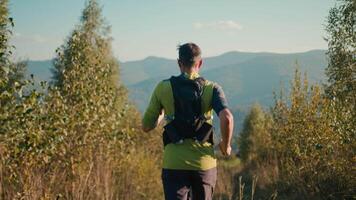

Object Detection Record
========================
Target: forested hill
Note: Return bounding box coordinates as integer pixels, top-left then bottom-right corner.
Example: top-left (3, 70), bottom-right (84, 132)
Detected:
top-left (27, 49), bottom-right (327, 113)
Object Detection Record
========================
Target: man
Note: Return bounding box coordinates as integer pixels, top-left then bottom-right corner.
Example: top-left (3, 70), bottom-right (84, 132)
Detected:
top-left (142, 43), bottom-right (233, 200)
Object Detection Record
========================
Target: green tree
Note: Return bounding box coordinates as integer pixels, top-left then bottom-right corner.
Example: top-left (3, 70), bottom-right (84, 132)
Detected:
top-left (0, 0), bottom-right (27, 88)
top-left (237, 103), bottom-right (272, 163)
top-left (269, 68), bottom-right (352, 199)
top-left (0, 0), bottom-right (11, 84)
top-left (49, 0), bottom-right (130, 196)
top-left (0, 0), bottom-right (163, 198)
top-left (0, 1), bottom-right (48, 198)
top-left (325, 0), bottom-right (355, 105)
top-left (50, 0), bottom-right (128, 150)
top-left (325, 0), bottom-right (355, 142)
top-left (47, 0), bottom-right (163, 198)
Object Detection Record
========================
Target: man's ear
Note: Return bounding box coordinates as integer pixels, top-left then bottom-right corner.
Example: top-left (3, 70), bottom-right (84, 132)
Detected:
top-left (198, 59), bottom-right (203, 69)
top-left (177, 59), bottom-right (182, 68)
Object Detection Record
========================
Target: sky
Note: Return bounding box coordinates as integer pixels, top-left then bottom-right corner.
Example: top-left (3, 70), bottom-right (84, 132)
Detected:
top-left (10, 0), bottom-right (335, 62)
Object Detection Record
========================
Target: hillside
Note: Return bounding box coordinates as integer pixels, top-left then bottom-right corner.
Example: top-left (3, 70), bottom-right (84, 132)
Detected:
top-left (126, 50), bottom-right (327, 112)
top-left (26, 49), bottom-right (328, 112)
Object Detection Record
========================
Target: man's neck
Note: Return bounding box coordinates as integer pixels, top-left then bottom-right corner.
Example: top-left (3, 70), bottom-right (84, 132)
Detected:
top-left (181, 71), bottom-right (200, 79)
top-left (181, 67), bottom-right (199, 75)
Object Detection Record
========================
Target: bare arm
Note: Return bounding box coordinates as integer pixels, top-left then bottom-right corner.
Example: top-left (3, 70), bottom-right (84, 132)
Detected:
top-left (218, 108), bottom-right (234, 156)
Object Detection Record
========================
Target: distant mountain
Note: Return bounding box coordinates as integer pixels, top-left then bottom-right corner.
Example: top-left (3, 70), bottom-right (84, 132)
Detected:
top-left (120, 51), bottom-right (274, 86)
top-left (126, 50), bottom-right (327, 112)
top-left (120, 56), bottom-right (175, 86)
top-left (202, 50), bottom-right (328, 106)
top-left (26, 49), bottom-right (328, 113)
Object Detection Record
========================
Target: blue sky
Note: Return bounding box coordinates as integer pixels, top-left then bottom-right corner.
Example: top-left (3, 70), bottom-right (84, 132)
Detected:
top-left (10, 0), bottom-right (335, 61)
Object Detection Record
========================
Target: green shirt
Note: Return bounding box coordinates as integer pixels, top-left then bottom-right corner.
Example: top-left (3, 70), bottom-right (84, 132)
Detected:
top-left (143, 72), bottom-right (226, 170)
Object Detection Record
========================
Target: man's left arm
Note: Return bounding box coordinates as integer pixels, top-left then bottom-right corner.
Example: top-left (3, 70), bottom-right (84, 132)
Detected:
top-left (142, 83), bottom-right (163, 132)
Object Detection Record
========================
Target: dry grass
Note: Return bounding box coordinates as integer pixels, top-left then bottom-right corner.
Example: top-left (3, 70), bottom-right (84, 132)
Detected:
top-left (0, 130), bottom-right (163, 200)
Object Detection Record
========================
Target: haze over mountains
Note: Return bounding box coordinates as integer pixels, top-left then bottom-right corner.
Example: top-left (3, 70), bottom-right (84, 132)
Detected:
top-left (121, 49), bottom-right (328, 111)
top-left (27, 49), bottom-right (328, 113)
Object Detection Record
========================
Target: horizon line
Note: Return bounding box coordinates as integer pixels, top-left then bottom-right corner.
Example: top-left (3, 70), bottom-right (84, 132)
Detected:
top-left (21, 48), bottom-right (327, 63)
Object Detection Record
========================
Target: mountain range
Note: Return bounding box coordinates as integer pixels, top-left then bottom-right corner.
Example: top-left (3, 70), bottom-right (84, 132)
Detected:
top-left (120, 50), bottom-right (328, 111)
top-left (26, 50), bottom-right (328, 132)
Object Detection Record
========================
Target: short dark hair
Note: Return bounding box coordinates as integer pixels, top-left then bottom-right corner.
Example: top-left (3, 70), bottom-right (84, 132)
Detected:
top-left (177, 43), bottom-right (201, 68)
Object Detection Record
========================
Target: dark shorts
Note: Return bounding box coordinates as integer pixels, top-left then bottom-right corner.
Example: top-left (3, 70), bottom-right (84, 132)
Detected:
top-left (161, 168), bottom-right (217, 200)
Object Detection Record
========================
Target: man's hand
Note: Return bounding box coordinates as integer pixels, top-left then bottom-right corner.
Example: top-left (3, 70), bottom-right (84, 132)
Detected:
top-left (219, 140), bottom-right (232, 156)
top-left (142, 109), bottom-right (164, 132)
top-left (157, 109), bottom-right (164, 125)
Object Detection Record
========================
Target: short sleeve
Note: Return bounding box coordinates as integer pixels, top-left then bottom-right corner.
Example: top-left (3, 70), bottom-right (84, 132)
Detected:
top-left (212, 84), bottom-right (228, 115)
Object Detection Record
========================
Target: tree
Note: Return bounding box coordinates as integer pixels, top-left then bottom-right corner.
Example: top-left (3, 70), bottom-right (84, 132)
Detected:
top-left (1, 1), bottom-right (163, 198)
top-left (0, 0), bottom-right (27, 88)
top-left (268, 68), bottom-right (353, 199)
top-left (237, 103), bottom-right (272, 163)
top-left (325, 0), bottom-right (355, 104)
top-left (47, 0), bottom-right (149, 198)
top-left (51, 0), bottom-right (127, 146)
top-left (0, 1), bottom-right (47, 198)
top-left (325, 0), bottom-right (355, 141)
top-left (0, 0), bottom-right (11, 84)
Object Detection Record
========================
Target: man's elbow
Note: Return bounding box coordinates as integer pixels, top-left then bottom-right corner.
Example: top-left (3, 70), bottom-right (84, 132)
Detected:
top-left (225, 113), bottom-right (234, 125)
top-left (142, 125), bottom-right (151, 133)
top-left (220, 109), bottom-right (234, 125)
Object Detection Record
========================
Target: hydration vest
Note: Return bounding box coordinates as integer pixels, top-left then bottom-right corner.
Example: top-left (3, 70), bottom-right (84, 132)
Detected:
top-left (162, 75), bottom-right (214, 146)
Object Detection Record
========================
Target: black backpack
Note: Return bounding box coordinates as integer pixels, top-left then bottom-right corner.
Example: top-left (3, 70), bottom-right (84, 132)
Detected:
top-left (162, 75), bottom-right (214, 146)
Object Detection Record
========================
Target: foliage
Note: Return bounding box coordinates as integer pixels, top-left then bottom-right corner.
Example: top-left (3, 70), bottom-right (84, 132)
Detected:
top-left (233, 2), bottom-right (355, 198)
top-left (1, 0), bottom-right (163, 199)
top-left (0, 0), bottom-right (10, 85)
top-left (237, 103), bottom-right (272, 163)
top-left (0, 0), bottom-right (26, 89)
top-left (0, 0), bottom-right (12, 68)
top-left (236, 68), bottom-right (354, 199)
top-left (270, 69), bottom-right (353, 198)
top-left (325, 0), bottom-right (355, 109)
top-left (325, 0), bottom-right (355, 167)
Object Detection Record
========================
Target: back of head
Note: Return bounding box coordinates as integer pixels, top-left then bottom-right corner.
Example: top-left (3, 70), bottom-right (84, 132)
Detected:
top-left (178, 43), bottom-right (201, 68)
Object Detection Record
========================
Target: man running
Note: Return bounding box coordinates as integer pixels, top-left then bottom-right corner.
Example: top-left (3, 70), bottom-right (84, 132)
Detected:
top-left (142, 42), bottom-right (234, 200)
